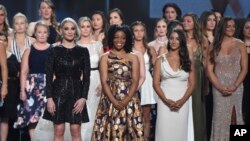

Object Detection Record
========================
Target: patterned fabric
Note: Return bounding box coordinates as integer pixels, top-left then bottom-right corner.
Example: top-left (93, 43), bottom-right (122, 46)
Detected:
top-left (14, 73), bottom-right (46, 128)
top-left (92, 52), bottom-right (144, 141)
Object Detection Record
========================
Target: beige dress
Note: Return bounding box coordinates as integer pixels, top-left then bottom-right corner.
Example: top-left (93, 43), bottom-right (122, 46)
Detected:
top-left (210, 41), bottom-right (244, 141)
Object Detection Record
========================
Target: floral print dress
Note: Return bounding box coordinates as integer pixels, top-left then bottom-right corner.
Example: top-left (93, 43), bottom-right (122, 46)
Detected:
top-left (92, 52), bottom-right (144, 141)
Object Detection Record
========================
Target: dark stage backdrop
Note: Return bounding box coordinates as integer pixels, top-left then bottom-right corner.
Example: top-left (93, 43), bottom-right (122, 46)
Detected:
top-left (1, 0), bottom-right (250, 41)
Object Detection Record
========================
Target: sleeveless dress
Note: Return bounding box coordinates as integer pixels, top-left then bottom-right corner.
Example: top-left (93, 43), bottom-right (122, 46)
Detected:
top-left (0, 54), bottom-right (19, 119)
top-left (78, 41), bottom-right (103, 141)
top-left (14, 45), bottom-right (49, 128)
top-left (210, 42), bottom-right (244, 141)
top-left (92, 52), bottom-right (144, 141)
top-left (192, 47), bottom-right (207, 141)
top-left (140, 52), bottom-right (157, 105)
top-left (243, 53), bottom-right (250, 124)
top-left (155, 53), bottom-right (194, 141)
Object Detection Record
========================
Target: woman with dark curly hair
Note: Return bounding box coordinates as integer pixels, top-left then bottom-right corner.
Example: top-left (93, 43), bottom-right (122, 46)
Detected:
top-left (92, 24), bottom-right (144, 140)
top-left (153, 29), bottom-right (195, 141)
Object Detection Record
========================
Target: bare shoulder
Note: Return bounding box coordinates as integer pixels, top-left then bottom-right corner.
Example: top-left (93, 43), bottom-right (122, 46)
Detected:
top-left (100, 52), bottom-right (109, 60)
top-left (28, 36), bottom-right (36, 44)
top-left (128, 53), bottom-right (139, 62)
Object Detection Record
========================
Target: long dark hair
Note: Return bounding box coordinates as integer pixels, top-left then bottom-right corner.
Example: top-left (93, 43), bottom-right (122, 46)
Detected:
top-left (108, 24), bottom-right (132, 53)
top-left (108, 8), bottom-right (124, 25)
top-left (167, 29), bottom-right (191, 72)
top-left (162, 3), bottom-right (182, 21)
top-left (199, 11), bottom-right (216, 38)
top-left (210, 17), bottom-right (234, 64)
top-left (238, 18), bottom-right (250, 41)
top-left (92, 10), bottom-right (107, 33)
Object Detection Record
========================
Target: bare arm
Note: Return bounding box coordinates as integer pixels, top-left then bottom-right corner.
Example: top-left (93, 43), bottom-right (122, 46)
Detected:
top-left (227, 41), bottom-right (248, 92)
top-left (206, 44), bottom-right (227, 93)
top-left (175, 48), bottom-right (195, 109)
top-left (134, 51), bottom-right (145, 90)
top-left (0, 43), bottom-right (8, 100)
top-left (20, 48), bottom-right (30, 101)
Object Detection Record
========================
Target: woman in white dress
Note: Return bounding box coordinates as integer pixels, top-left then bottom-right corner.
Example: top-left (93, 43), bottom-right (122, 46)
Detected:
top-left (131, 21), bottom-right (157, 140)
top-left (153, 29), bottom-right (195, 141)
top-left (77, 16), bottom-right (103, 141)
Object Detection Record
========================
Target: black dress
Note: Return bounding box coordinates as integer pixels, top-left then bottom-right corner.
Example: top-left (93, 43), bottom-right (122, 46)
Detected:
top-left (0, 54), bottom-right (20, 119)
top-left (243, 54), bottom-right (250, 124)
top-left (43, 45), bottom-right (90, 124)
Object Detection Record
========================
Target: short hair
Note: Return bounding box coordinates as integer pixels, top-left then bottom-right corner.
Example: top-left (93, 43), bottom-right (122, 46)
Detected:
top-left (60, 17), bottom-right (80, 42)
top-left (162, 3), bottom-right (182, 21)
top-left (108, 24), bottom-right (132, 53)
top-left (34, 21), bottom-right (50, 37)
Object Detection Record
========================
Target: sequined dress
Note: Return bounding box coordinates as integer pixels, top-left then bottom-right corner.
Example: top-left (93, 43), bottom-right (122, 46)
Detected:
top-left (92, 52), bottom-right (144, 141)
top-left (43, 45), bottom-right (90, 124)
top-left (210, 42), bottom-right (244, 141)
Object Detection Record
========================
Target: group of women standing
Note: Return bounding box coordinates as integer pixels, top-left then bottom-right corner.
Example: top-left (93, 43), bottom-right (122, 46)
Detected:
top-left (0, 1), bottom-right (250, 141)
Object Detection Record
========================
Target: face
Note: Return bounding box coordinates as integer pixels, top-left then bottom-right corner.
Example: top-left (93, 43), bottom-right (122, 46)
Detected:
top-left (214, 12), bottom-right (222, 23)
top-left (113, 30), bottom-right (126, 51)
top-left (109, 12), bottom-right (122, 25)
top-left (133, 25), bottom-right (145, 41)
top-left (92, 14), bottom-right (103, 30)
top-left (156, 20), bottom-right (167, 37)
top-left (225, 20), bottom-right (235, 37)
top-left (183, 16), bottom-right (194, 31)
top-left (61, 22), bottom-right (76, 41)
top-left (13, 16), bottom-right (27, 33)
top-left (243, 21), bottom-right (250, 38)
top-left (79, 20), bottom-right (92, 37)
top-left (40, 2), bottom-right (52, 20)
top-left (169, 32), bottom-right (180, 51)
top-left (35, 25), bottom-right (48, 43)
top-left (164, 7), bottom-right (177, 21)
top-left (206, 14), bottom-right (216, 31)
top-left (0, 9), bottom-right (5, 25)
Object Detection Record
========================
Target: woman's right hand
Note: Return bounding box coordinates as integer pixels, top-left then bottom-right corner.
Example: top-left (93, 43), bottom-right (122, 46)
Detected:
top-left (112, 99), bottom-right (124, 111)
top-left (20, 91), bottom-right (27, 101)
top-left (47, 98), bottom-right (56, 116)
top-left (164, 98), bottom-right (176, 110)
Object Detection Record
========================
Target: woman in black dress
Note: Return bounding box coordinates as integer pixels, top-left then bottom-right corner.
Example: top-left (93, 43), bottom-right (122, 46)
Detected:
top-left (0, 32), bottom-right (13, 141)
top-left (43, 17), bottom-right (90, 141)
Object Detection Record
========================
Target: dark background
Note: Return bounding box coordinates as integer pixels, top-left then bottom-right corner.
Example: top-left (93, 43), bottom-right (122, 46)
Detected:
top-left (1, 0), bottom-right (249, 41)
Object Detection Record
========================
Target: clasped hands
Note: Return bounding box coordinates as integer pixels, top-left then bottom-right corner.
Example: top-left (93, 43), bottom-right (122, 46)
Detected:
top-left (164, 98), bottom-right (185, 111)
top-left (219, 84), bottom-right (237, 96)
top-left (112, 97), bottom-right (130, 111)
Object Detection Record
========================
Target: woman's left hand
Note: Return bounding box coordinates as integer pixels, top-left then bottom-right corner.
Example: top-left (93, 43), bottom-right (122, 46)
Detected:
top-left (73, 98), bottom-right (86, 114)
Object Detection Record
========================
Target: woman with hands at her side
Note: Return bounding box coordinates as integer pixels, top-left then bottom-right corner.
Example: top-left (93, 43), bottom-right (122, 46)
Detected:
top-left (153, 29), bottom-right (195, 141)
top-left (92, 24), bottom-right (144, 140)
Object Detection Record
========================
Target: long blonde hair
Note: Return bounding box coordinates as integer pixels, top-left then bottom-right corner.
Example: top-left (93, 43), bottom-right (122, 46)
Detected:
top-left (0, 4), bottom-right (11, 35)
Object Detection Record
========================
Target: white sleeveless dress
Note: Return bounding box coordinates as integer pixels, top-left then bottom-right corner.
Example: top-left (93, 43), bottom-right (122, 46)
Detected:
top-left (78, 41), bottom-right (103, 141)
top-left (155, 54), bottom-right (194, 141)
top-left (140, 52), bottom-right (157, 105)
